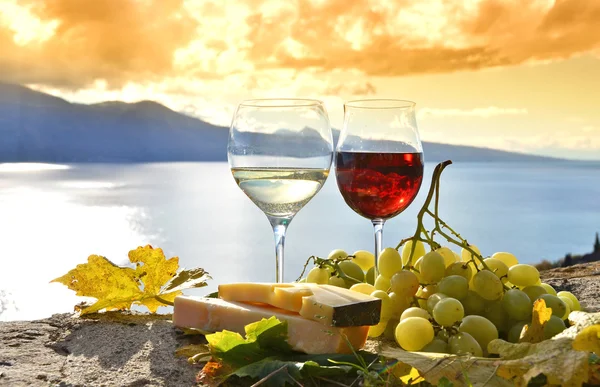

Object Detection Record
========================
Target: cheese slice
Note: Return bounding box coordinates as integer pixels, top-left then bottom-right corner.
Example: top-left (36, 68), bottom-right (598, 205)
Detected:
top-left (218, 283), bottom-right (381, 327)
top-left (173, 295), bottom-right (369, 354)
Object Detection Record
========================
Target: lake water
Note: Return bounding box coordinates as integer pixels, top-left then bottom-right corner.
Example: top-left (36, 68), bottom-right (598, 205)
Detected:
top-left (1, 161), bottom-right (599, 321)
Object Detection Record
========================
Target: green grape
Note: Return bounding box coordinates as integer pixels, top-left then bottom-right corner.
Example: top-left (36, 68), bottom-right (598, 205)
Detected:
top-left (507, 264), bottom-right (540, 287)
top-left (416, 284), bottom-right (438, 308)
top-left (401, 240), bottom-right (426, 266)
top-left (365, 267), bottom-right (375, 285)
top-left (557, 291), bottom-right (581, 311)
top-left (522, 285), bottom-right (547, 302)
top-left (539, 294), bottom-right (567, 318)
top-left (384, 318), bottom-right (400, 340)
top-left (338, 260), bottom-right (365, 286)
top-left (504, 280), bottom-right (516, 289)
top-left (395, 317), bottom-right (434, 351)
top-left (328, 249), bottom-right (348, 260)
top-left (413, 256), bottom-right (424, 282)
top-left (459, 315), bottom-right (498, 355)
top-left (426, 293), bottom-right (447, 314)
top-left (307, 267), bottom-right (329, 284)
top-left (437, 329), bottom-right (450, 342)
top-left (445, 262), bottom-right (473, 282)
top-left (472, 270), bottom-right (504, 300)
top-left (460, 244), bottom-right (481, 262)
top-left (389, 292), bottom-right (411, 319)
top-left (540, 282), bottom-right (557, 296)
top-left (327, 275), bottom-right (346, 288)
top-left (543, 315), bottom-right (566, 339)
top-left (414, 255), bottom-right (423, 270)
top-left (433, 297), bottom-right (465, 327)
top-left (559, 295), bottom-right (574, 311)
top-left (462, 290), bottom-right (486, 315)
top-left (507, 321), bottom-right (528, 343)
top-left (350, 282), bottom-right (376, 295)
top-left (378, 247), bottom-right (403, 278)
top-left (502, 289), bottom-right (533, 321)
top-left (492, 252), bottom-right (519, 267)
top-left (484, 300), bottom-right (509, 334)
top-left (448, 332), bottom-right (483, 357)
top-left (438, 275), bottom-right (469, 300)
top-left (368, 319), bottom-right (388, 338)
top-left (435, 247), bottom-right (457, 268)
top-left (400, 307), bottom-right (431, 321)
top-left (559, 297), bottom-right (572, 320)
top-left (421, 338), bottom-right (449, 353)
top-left (371, 290), bottom-right (393, 320)
top-left (417, 284), bottom-right (439, 299)
top-left (390, 270), bottom-right (420, 297)
top-left (420, 251), bottom-right (446, 284)
top-left (481, 258), bottom-right (508, 280)
top-left (415, 287), bottom-right (427, 308)
top-left (374, 275), bottom-right (391, 291)
top-left (351, 250), bottom-right (375, 271)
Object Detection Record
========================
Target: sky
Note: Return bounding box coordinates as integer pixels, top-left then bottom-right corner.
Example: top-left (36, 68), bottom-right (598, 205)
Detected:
top-left (1, 0), bottom-right (600, 159)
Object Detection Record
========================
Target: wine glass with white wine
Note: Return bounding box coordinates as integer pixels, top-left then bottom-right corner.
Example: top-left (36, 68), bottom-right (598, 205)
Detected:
top-left (228, 99), bottom-right (333, 283)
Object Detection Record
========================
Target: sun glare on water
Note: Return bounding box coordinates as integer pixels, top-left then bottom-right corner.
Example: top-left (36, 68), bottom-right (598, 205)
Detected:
top-left (0, 163), bottom-right (71, 172)
top-left (0, 186), bottom-right (152, 321)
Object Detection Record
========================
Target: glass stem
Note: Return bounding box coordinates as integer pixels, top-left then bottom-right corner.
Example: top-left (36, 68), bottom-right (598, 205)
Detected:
top-left (372, 219), bottom-right (385, 278)
top-left (269, 217), bottom-right (291, 283)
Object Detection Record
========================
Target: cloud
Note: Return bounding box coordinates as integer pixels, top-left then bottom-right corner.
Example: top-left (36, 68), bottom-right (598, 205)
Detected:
top-left (0, 0), bottom-right (197, 88)
top-left (2, 0), bottom-right (600, 90)
top-left (418, 107), bottom-right (528, 119)
top-left (237, 0), bottom-right (600, 76)
top-left (322, 81), bottom-right (376, 96)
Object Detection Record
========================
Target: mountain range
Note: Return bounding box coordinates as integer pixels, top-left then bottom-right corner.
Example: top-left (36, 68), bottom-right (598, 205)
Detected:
top-left (0, 83), bottom-right (565, 163)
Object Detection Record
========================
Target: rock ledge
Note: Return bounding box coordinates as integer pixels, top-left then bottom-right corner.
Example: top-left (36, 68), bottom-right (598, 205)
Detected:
top-left (1, 262), bottom-right (598, 387)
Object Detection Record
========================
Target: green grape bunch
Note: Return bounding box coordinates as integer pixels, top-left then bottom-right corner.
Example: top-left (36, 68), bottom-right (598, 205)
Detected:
top-left (298, 161), bottom-right (581, 358)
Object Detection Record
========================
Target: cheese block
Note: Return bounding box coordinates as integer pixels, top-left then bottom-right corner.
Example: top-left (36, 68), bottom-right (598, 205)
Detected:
top-left (173, 295), bottom-right (369, 354)
top-left (218, 283), bottom-right (381, 327)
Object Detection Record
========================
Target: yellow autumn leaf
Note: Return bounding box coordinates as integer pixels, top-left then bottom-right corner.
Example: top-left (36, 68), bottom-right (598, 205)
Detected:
top-left (52, 245), bottom-right (210, 314)
top-left (487, 311), bottom-right (600, 387)
top-left (51, 254), bottom-right (142, 314)
top-left (380, 347), bottom-right (512, 387)
top-left (519, 298), bottom-right (553, 344)
top-left (130, 245), bottom-right (179, 294)
top-left (572, 325), bottom-right (600, 353)
top-left (382, 312), bottom-right (600, 387)
top-left (402, 367), bottom-right (424, 385)
top-left (129, 245), bottom-right (181, 312)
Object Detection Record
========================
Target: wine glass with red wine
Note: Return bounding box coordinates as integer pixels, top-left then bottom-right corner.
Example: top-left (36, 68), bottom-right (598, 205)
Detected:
top-left (335, 99), bottom-right (424, 276)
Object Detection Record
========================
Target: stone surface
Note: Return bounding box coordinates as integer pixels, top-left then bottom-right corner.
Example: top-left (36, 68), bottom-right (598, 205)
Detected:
top-left (540, 261), bottom-right (600, 312)
top-left (0, 313), bottom-right (202, 387)
top-left (1, 262), bottom-right (598, 386)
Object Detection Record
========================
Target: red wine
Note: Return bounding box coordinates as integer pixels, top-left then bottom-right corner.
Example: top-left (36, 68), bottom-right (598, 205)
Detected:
top-left (336, 152), bottom-right (424, 219)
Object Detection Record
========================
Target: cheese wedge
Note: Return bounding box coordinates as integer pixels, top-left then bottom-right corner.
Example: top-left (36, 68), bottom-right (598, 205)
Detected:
top-left (218, 283), bottom-right (381, 327)
top-left (173, 296), bottom-right (369, 354)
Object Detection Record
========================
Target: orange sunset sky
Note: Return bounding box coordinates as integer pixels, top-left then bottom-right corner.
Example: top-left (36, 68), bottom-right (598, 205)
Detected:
top-left (1, 0), bottom-right (599, 160)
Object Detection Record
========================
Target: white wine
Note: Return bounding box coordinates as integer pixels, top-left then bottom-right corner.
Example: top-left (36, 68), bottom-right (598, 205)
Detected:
top-left (231, 167), bottom-right (329, 218)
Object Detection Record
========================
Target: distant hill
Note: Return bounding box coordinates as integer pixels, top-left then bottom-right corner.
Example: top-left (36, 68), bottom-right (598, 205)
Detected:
top-left (0, 83), bottom-right (568, 163)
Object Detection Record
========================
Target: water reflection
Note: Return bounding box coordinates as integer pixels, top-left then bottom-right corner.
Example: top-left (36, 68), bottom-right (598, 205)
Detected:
top-left (0, 161), bottom-right (598, 321)
top-left (0, 163), bottom-right (71, 172)
top-left (0, 178), bottom-right (152, 321)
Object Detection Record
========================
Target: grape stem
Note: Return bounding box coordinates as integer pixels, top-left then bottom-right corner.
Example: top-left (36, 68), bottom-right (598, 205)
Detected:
top-left (397, 161), bottom-right (451, 267)
top-left (295, 255), bottom-right (363, 285)
top-left (396, 160), bottom-right (494, 274)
